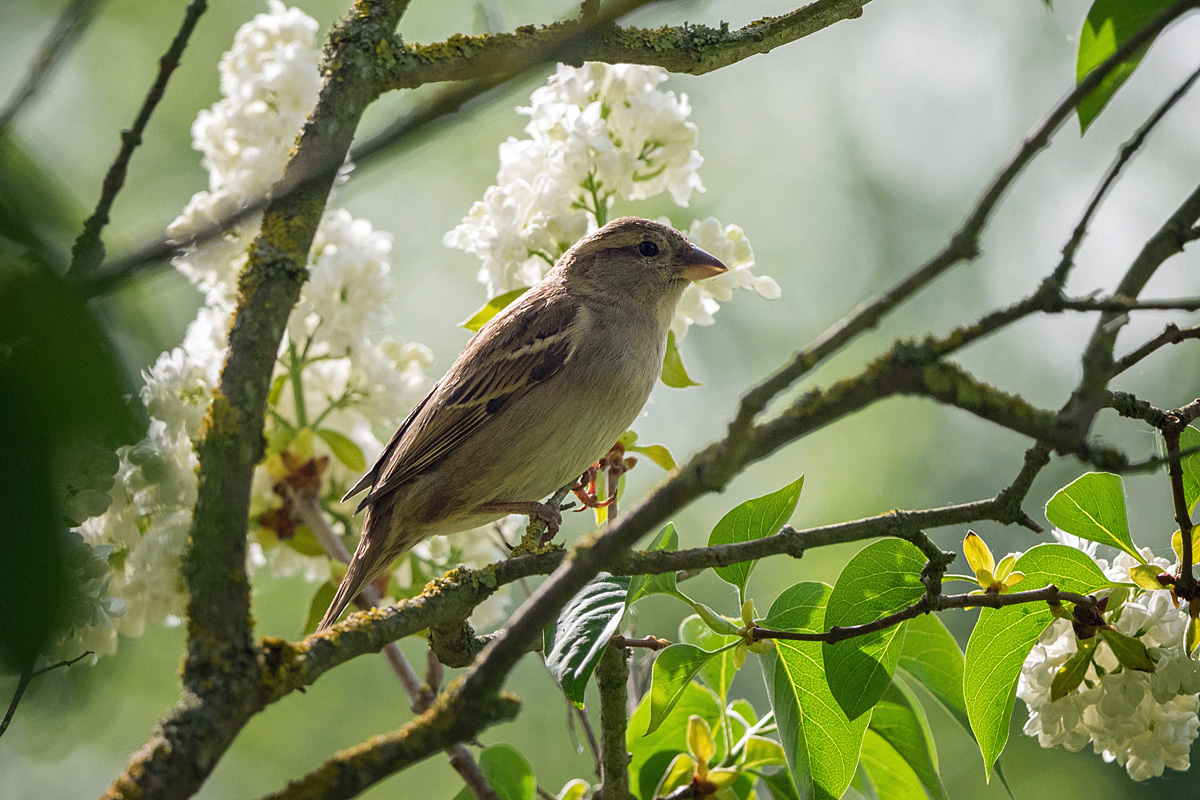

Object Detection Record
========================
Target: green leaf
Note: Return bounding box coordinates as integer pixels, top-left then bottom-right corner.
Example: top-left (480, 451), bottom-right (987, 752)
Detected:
top-left (662, 329), bottom-right (701, 388)
top-left (653, 753), bottom-right (697, 798)
top-left (647, 644), bottom-right (730, 735)
top-left (628, 524), bottom-right (690, 605)
top-left (1075, 0), bottom-right (1175, 133)
top-left (1181, 425), bottom-right (1200, 514)
top-left (459, 287), bottom-right (529, 333)
top-left (451, 744), bottom-right (534, 800)
top-left (1051, 641), bottom-right (1096, 701)
top-left (302, 580), bottom-right (336, 636)
top-left (543, 573), bottom-right (630, 708)
top-left (761, 582), bottom-right (869, 800)
top-left (554, 780), bottom-right (589, 800)
top-left (316, 428), bottom-right (366, 471)
top-left (1045, 472), bottom-right (1143, 561)
top-left (709, 477), bottom-right (805, 600)
top-left (964, 544), bottom-right (1110, 780)
top-left (680, 614), bottom-right (738, 703)
top-left (284, 526), bottom-right (325, 556)
top-left (758, 768), bottom-right (803, 800)
top-left (741, 736), bottom-right (788, 770)
top-left (896, 614), bottom-right (968, 735)
top-left (268, 373), bottom-right (288, 406)
top-left (629, 682), bottom-right (722, 800)
top-left (869, 677), bottom-right (947, 800)
top-left (619, 430), bottom-right (679, 471)
top-left (859, 729), bottom-right (928, 800)
top-left (1100, 628), bottom-right (1156, 672)
top-left (822, 539), bottom-right (927, 720)
top-left (1129, 564), bottom-right (1166, 590)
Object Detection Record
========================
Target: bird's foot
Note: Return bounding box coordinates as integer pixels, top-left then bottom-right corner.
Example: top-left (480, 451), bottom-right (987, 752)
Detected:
top-left (570, 464), bottom-right (614, 512)
top-left (478, 500), bottom-right (564, 546)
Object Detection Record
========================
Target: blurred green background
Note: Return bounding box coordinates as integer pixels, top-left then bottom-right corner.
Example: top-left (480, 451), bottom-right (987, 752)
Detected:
top-left (2, 0), bottom-right (1199, 797)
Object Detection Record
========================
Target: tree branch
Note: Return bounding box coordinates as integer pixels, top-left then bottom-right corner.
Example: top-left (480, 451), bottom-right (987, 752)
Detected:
top-left (385, 0), bottom-right (870, 90)
top-left (1111, 323), bottom-right (1200, 376)
top-left (750, 585), bottom-right (1096, 644)
top-left (596, 645), bottom-right (634, 800)
top-left (67, 0), bottom-right (209, 278)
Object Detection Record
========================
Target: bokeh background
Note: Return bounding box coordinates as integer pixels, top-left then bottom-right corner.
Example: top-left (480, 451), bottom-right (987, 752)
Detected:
top-left (2, 0), bottom-right (1200, 797)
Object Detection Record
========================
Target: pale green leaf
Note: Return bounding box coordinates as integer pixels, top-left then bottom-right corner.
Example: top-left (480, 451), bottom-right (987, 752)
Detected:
top-left (680, 614), bottom-right (738, 703)
top-left (628, 682), bottom-right (721, 800)
top-left (709, 476), bottom-right (805, 600)
top-left (662, 329), bottom-right (701, 388)
top-left (761, 582), bottom-right (868, 800)
top-left (451, 744), bottom-right (534, 800)
top-left (1076, 0), bottom-right (1175, 133)
top-left (316, 428), bottom-right (365, 471)
top-left (1100, 628), bottom-right (1155, 672)
top-left (869, 677), bottom-right (947, 800)
top-left (647, 644), bottom-right (727, 735)
top-left (302, 580), bottom-right (335, 636)
top-left (459, 287), bottom-right (529, 332)
top-left (823, 539), bottom-right (927, 720)
top-left (1045, 472), bottom-right (1143, 561)
top-left (859, 729), bottom-right (927, 800)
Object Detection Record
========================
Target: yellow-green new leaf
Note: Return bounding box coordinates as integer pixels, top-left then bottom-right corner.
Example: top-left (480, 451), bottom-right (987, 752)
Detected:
top-left (1045, 472), bottom-right (1143, 562)
top-left (459, 287), bottom-right (529, 333)
top-left (317, 428), bottom-right (365, 471)
top-left (661, 329), bottom-right (701, 387)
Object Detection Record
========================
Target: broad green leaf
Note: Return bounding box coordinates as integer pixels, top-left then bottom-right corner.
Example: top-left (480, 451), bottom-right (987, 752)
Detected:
top-left (662, 329), bottom-right (701, 387)
top-left (823, 539), bottom-right (927, 720)
top-left (859, 729), bottom-right (927, 800)
top-left (619, 430), bottom-right (679, 471)
top-left (680, 614), bottom-right (738, 703)
top-left (628, 524), bottom-right (690, 605)
top-left (316, 428), bottom-right (365, 471)
top-left (1181, 426), bottom-right (1200, 513)
top-left (1100, 628), bottom-right (1155, 672)
top-left (451, 744), bottom-right (534, 800)
top-left (896, 614), bottom-right (968, 734)
top-left (761, 582), bottom-right (869, 800)
top-left (629, 682), bottom-right (722, 800)
top-left (1129, 563), bottom-right (1166, 590)
top-left (647, 644), bottom-right (730, 735)
top-left (1051, 641), bottom-right (1095, 701)
top-left (759, 768), bottom-right (803, 800)
top-left (710, 476), bottom-right (805, 600)
top-left (1172, 529), bottom-right (1200, 566)
top-left (302, 580), bottom-right (336, 636)
top-left (869, 677), bottom-right (947, 800)
top-left (1045, 472), bottom-right (1143, 561)
top-left (459, 287), bottom-right (529, 332)
top-left (543, 573), bottom-right (630, 708)
top-left (1076, 0), bottom-right (1175, 133)
top-left (965, 544), bottom-right (1109, 780)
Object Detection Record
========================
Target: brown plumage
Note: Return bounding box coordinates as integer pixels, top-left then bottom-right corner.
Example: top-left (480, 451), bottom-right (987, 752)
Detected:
top-left (317, 217), bottom-right (727, 631)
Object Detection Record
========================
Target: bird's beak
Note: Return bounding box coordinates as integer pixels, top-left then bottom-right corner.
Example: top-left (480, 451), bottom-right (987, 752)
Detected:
top-left (677, 244), bottom-right (728, 281)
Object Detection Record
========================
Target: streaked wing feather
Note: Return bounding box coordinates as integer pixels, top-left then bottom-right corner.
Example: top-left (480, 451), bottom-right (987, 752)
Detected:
top-left (342, 388), bottom-right (436, 507)
top-left (359, 292), bottom-right (581, 508)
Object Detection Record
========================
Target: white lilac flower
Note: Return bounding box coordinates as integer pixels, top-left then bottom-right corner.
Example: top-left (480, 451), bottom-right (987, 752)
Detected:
top-left (1018, 544), bottom-right (1200, 780)
top-left (671, 217), bottom-right (780, 341)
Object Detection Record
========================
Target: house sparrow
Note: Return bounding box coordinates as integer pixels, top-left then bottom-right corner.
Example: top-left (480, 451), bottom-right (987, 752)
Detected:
top-left (318, 217), bottom-right (727, 630)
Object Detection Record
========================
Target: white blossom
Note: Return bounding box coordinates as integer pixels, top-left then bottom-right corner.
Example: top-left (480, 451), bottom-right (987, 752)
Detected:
top-left (1019, 545), bottom-right (1200, 780)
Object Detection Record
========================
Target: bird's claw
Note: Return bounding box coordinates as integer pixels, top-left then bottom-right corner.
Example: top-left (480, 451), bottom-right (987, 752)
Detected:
top-left (570, 464), bottom-right (614, 512)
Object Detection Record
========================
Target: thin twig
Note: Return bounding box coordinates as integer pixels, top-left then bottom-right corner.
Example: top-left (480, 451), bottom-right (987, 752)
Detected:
top-left (0, 0), bottom-right (103, 137)
top-left (595, 645), bottom-right (634, 800)
top-left (1112, 323), bottom-right (1200, 376)
top-left (750, 586), bottom-right (1095, 644)
top-left (1163, 422), bottom-right (1197, 596)
top-left (610, 635), bottom-right (669, 650)
top-left (0, 651), bottom-right (93, 739)
top-left (1045, 61), bottom-right (1200, 289)
top-left (66, 0), bottom-right (208, 279)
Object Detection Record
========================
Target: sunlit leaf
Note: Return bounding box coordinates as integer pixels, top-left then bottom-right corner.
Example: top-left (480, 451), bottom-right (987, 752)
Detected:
top-left (896, 614), bottom-right (968, 734)
top-left (761, 582), bottom-right (868, 800)
top-left (629, 682), bottom-right (722, 800)
top-left (869, 677), bottom-right (947, 800)
top-left (459, 287), bottom-right (529, 332)
top-left (680, 614), bottom-right (738, 703)
top-left (709, 476), bottom-right (805, 600)
top-left (647, 644), bottom-right (727, 735)
top-left (859, 729), bottom-right (927, 800)
top-left (965, 544), bottom-right (1110, 781)
top-left (317, 428), bottom-right (366, 471)
top-left (1099, 628), bottom-right (1155, 672)
top-left (662, 329), bottom-right (702, 388)
top-left (451, 744), bottom-right (534, 800)
top-left (628, 524), bottom-right (690, 605)
top-left (1045, 472), bottom-right (1143, 561)
top-left (823, 539), bottom-right (927, 720)
top-left (1076, 0), bottom-right (1175, 133)
top-left (1129, 563), bottom-right (1166, 591)
top-left (619, 430), bottom-right (679, 471)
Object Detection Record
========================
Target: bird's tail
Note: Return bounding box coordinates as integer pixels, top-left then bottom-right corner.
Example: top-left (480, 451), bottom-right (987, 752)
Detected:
top-left (316, 507), bottom-right (391, 632)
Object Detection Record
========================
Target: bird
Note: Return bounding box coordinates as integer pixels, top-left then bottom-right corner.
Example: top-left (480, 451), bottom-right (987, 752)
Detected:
top-left (317, 217), bottom-right (728, 631)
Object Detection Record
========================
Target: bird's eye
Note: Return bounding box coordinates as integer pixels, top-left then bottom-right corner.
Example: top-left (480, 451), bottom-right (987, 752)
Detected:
top-left (637, 240), bottom-right (659, 257)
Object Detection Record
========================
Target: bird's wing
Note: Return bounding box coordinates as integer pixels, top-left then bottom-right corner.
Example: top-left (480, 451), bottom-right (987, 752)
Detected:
top-left (355, 290), bottom-right (586, 511)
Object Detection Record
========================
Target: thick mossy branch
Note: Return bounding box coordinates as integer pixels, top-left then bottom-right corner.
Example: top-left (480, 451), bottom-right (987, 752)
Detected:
top-left (104, 3), bottom-right (415, 799)
top-left (385, 0), bottom-right (869, 89)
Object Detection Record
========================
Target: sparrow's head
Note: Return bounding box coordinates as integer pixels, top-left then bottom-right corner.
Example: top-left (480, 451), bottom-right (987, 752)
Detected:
top-left (557, 217), bottom-right (728, 317)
